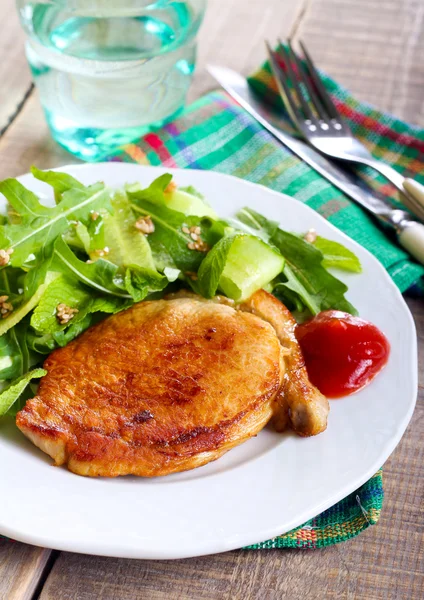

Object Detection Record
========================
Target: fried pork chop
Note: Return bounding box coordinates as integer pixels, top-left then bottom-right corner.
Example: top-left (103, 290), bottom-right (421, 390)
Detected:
top-left (16, 291), bottom-right (328, 477)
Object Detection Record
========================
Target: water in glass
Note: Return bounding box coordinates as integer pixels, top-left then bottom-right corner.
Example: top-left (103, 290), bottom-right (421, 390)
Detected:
top-left (17, 0), bottom-right (206, 160)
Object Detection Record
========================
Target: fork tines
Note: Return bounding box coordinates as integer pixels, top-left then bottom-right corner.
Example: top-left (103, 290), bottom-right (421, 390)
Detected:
top-left (265, 39), bottom-right (348, 136)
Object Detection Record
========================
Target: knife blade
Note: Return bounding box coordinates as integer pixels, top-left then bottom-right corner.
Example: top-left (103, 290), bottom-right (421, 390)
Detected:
top-left (207, 65), bottom-right (413, 232)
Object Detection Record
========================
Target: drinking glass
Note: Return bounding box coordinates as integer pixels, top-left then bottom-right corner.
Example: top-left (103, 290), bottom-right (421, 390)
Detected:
top-left (16, 0), bottom-right (207, 161)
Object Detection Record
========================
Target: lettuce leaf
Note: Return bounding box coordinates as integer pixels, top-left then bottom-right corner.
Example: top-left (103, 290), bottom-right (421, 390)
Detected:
top-left (124, 266), bottom-right (169, 302)
top-left (0, 368), bottom-right (46, 416)
top-left (26, 314), bottom-right (94, 353)
top-left (102, 192), bottom-right (156, 270)
top-left (51, 237), bottom-right (131, 298)
top-left (0, 271), bottom-right (59, 336)
top-left (313, 236), bottom-right (362, 272)
top-left (30, 274), bottom-right (125, 334)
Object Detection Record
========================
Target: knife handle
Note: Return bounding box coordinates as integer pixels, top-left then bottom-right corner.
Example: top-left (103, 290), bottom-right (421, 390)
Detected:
top-left (398, 221), bottom-right (424, 266)
top-left (403, 178), bottom-right (424, 210)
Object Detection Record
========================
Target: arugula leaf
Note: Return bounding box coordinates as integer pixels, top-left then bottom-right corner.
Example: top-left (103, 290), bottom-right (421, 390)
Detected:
top-left (0, 330), bottom-right (24, 380)
top-left (0, 368), bottom-right (46, 417)
top-left (274, 265), bottom-right (320, 314)
top-left (236, 207), bottom-right (279, 240)
top-left (197, 234), bottom-right (240, 298)
top-left (126, 173), bottom-right (172, 201)
top-left (52, 237), bottom-right (131, 298)
top-left (57, 186), bottom-right (111, 223)
top-left (103, 192), bottom-right (156, 270)
top-left (0, 179), bottom-right (67, 267)
top-left (124, 266), bottom-right (169, 302)
top-left (313, 236), bottom-right (362, 273)
top-left (128, 198), bottom-right (215, 273)
top-left (30, 274), bottom-right (124, 334)
top-left (30, 167), bottom-right (86, 194)
top-left (0, 269), bottom-right (27, 379)
top-left (63, 219), bottom-right (103, 255)
top-left (0, 178), bottom-right (111, 267)
top-left (272, 282), bottom-right (306, 313)
top-left (272, 228), bottom-right (356, 315)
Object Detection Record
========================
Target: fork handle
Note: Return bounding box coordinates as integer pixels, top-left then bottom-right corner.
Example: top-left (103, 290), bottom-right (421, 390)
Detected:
top-left (398, 221), bottom-right (424, 266)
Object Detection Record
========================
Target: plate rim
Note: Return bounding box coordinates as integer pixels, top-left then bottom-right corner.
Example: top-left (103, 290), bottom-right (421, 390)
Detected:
top-left (0, 163), bottom-right (417, 559)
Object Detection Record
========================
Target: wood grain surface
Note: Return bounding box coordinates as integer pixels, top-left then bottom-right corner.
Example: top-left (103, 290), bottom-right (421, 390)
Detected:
top-left (0, 2), bottom-right (31, 136)
top-left (0, 0), bottom-right (423, 598)
top-left (0, 542), bottom-right (52, 600)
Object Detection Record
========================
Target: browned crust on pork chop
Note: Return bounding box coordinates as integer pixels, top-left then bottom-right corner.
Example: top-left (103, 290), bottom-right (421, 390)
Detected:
top-left (16, 295), bottom-right (285, 477)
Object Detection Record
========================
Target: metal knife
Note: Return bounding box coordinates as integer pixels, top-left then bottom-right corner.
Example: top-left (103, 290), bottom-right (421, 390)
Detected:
top-left (207, 65), bottom-right (424, 265)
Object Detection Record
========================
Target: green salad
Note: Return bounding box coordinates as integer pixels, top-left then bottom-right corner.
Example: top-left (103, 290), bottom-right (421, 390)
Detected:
top-left (0, 168), bottom-right (361, 417)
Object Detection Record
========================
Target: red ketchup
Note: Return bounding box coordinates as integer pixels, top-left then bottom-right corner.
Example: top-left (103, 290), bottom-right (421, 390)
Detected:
top-left (295, 310), bottom-right (390, 398)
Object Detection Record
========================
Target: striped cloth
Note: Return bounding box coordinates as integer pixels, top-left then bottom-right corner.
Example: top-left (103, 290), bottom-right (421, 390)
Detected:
top-left (107, 61), bottom-right (424, 547)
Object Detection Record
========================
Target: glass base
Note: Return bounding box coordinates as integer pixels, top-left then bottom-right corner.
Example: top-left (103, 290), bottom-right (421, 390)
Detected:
top-left (46, 107), bottom-right (183, 162)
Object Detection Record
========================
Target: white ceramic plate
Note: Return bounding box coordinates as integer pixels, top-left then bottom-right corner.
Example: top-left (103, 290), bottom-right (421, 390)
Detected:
top-left (0, 164), bottom-right (417, 559)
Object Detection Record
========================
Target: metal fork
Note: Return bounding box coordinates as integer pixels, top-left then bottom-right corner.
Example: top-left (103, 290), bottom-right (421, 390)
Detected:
top-left (266, 40), bottom-right (424, 223)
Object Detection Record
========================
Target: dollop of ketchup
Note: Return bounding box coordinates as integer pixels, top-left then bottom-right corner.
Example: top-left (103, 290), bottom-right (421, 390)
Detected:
top-left (295, 311), bottom-right (390, 398)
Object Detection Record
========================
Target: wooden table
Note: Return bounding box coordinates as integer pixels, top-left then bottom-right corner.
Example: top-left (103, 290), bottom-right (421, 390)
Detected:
top-left (0, 1), bottom-right (423, 598)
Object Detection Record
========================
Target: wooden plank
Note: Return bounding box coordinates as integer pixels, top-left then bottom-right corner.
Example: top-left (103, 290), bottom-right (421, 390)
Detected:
top-left (0, 539), bottom-right (52, 600)
top-left (293, 0), bottom-right (424, 125)
top-left (188, 0), bottom-right (308, 102)
top-left (0, 0), bottom-right (32, 134)
top-left (0, 97), bottom-right (78, 180)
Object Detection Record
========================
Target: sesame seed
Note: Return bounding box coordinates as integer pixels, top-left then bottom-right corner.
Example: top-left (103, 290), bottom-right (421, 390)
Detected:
top-left (0, 249), bottom-right (10, 266)
top-left (56, 303), bottom-right (79, 325)
top-left (185, 271), bottom-right (198, 281)
top-left (304, 228), bottom-right (317, 243)
top-left (190, 232), bottom-right (199, 241)
top-left (135, 216), bottom-right (155, 234)
top-left (0, 295), bottom-right (8, 303)
top-left (187, 242), bottom-right (196, 250)
top-left (182, 226), bottom-right (190, 234)
top-left (91, 211), bottom-right (99, 221)
top-left (165, 181), bottom-right (177, 194)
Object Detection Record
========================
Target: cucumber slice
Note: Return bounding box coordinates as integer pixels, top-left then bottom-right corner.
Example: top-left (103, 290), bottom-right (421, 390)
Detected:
top-left (219, 236), bottom-right (284, 301)
top-left (163, 188), bottom-right (217, 219)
